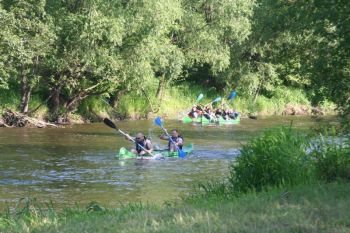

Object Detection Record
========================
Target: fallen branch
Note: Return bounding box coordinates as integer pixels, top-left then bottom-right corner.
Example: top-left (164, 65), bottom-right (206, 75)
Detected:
top-left (1, 109), bottom-right (58, 128)
top-left (0, 117), bottom-right (11, 128)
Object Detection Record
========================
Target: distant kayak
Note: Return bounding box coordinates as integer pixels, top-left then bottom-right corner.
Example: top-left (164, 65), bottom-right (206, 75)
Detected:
top-left (116, 143), bottom-right (194, 160)
top-left (182, 115), bottom-right (240, 125)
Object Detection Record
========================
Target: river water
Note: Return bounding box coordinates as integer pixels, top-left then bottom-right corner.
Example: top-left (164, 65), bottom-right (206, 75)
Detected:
top-left (0, 116), bottom-right (337, 209)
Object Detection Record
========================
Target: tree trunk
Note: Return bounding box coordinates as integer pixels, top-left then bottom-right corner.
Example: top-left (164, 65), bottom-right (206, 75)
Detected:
top-left (253, 83), bottom-right (261, 104)
top-left (109, 89), bottom-right (126, 108)
top-left (50, 86), bottom-right (61, 115)
top-left (155, 74), bottom-right (166, 101)
top-left (19, 74), bottom-right (32, 114)
top-left (66, 97), bottom-right (81, 113)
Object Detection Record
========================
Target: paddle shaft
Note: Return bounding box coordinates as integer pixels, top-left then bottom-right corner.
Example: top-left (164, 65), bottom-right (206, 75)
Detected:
top-left (203, 97), bottom-right (221, 108)
top-left (161, 126), bottom-right (182, 152)
top-left (118, 129), bottom-right (155, 156)
top-left (103, 118), bottom-right (155, 156)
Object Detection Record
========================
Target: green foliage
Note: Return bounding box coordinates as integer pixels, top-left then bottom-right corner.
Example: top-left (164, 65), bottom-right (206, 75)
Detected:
top-left (311, 133), bottom-right (350, 182)
top-left (0, 0), bottom-right (348, 121)
top-left (1, 183), bottom-right (350, 232)
top-left (0, 88), bottom-right (20, 112)
top-left (229, 127), bottom-right (315, 193)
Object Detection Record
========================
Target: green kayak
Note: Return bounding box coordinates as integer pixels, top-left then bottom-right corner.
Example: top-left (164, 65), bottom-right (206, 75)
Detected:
top-left (116, 143), bottom-right (194, 160)
top-left (182, 115), bottom-right (240, 125)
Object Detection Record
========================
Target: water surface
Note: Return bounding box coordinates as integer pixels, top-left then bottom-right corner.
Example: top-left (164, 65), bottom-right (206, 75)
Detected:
top-left (0, 116), bottom-right (337, 209)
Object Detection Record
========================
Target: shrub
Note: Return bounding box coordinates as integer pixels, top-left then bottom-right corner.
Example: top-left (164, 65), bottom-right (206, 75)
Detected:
top-left (311, 135), bottom-right (350, 182)
top-left (229, 127), bottom-right (315, 193)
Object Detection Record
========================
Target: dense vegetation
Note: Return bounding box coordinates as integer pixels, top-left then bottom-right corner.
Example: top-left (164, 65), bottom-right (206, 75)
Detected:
top-left (0, 0), bottom-right (349, 122)
top-left (1, 127), bottom-right (349, 232)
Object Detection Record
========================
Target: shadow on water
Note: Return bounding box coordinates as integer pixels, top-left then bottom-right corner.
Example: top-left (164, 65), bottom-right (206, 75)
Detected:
top-left (0, 116), bottom-right (337, 209)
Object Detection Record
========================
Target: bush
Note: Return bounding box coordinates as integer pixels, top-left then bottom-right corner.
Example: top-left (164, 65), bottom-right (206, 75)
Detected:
top-left (311, 135), bottom-right (350, 182)
top-left (229, 127), bottom-right (315, 193)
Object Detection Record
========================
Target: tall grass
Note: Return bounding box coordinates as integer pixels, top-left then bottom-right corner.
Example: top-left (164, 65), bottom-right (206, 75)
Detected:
top-left (190, 126), bottom-right (349, 201)
top-left (88, 85), bottom-right (320, 120)
top-left (0, 89), bottom-right (48, 118)
top-left (0, 83), bottom-right (336, 121)
top-left (0, 88), bottom-right (20, 113)
top-left (310, 132), bottom-right (350, 182)
top-left (229, 126), bottom-right (315, 193)
top-left (1, 183), bottom-right (350, 233)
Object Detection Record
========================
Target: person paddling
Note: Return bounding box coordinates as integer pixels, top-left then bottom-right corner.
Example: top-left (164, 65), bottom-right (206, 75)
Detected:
top-left (203, 106), bottom-right (214, 120)
top-left (188, 105), bottom-right (203, 118)
top-left (125, 132), bottom-right (153, 156)
top-left (160, 129), bottom-right (184, 152)
top-left (215, 108), bottom-right (223, 118)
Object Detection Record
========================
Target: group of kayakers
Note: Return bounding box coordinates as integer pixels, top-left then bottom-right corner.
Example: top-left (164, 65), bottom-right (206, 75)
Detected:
top-left (188, 105), bottom-right (239, 121)
top-left (125, 129), bottom-right (184, 156)
top-left (119, 92), bottom-right (239, 156)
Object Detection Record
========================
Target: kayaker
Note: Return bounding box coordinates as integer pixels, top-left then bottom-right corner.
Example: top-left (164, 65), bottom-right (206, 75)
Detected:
top-left (159, 129), bottom-right (184, 152)
top-left (231, 110), bottom-right (239, 119)
top-left (125, 132), bottom-right (153, 156)
top-left (224, 109), bottom-right (239, 119)
top-left (215, 108), bottom-right (223, 118)
top-left (203, 106), bottom-right (214, 120)
top-left (188, 105), bottom-right (203, 118)
top-left (223, 108), bottom-right (230, 120)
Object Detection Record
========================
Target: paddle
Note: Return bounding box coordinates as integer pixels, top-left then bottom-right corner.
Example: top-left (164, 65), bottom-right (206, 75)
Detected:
top-left (103, 118), bottom-right (155, 157)
top-left (154, 117), bottom-right (186, 158)
top-left (200, 96), bottom-right (222, 121)
top-left (203, 96), bottom-right (222, 107)
top-left (226, 91), bottom-right (257, 120)
top-left (195, 93), bottom-right (204, 103)
top-left (227, 91), bottom-right (237, 101)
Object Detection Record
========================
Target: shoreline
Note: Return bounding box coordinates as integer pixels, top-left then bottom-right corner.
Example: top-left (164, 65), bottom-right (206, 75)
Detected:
top-left (0, 105), bottom-right (337, 128)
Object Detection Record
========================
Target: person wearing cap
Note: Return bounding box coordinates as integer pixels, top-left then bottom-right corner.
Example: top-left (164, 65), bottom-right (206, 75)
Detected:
top-left (125, 132), bottom-right (153, 155)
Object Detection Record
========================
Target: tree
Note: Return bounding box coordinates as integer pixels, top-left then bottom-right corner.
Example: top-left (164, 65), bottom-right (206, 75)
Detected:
top-left (1, 0), bottom-right (55, 114)
top-left (43, 1), bottom-right (124, 119)
top-left (0, 5), bottom-right (16, 89)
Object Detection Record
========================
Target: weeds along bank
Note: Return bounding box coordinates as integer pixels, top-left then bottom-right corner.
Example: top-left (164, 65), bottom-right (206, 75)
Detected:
top-left (0, 127), bottom-right (349, 232)
top-left (192, 127), bottom-right (350, 199)
top-left (0, 84), bottom-right (335, 124)
top-left (0, 182), bottom-right (349, 233)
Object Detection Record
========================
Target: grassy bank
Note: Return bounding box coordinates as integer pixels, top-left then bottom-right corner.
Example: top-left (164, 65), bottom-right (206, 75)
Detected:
top-left (0, 182), bottom-right (349, 233)
top-left (0, 88), bottom-right (49, 120)
top-left (1, 83), bottom-right (335, 122)
top-left (78, 85), bottom-right (336, 121)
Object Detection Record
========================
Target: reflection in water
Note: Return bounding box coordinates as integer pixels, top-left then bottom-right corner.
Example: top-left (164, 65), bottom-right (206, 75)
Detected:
top-left (0, 116), bottom-right (337, 209)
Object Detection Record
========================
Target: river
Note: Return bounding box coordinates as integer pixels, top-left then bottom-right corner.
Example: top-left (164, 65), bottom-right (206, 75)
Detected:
top-left (0, 116), bottom-right (337, 209)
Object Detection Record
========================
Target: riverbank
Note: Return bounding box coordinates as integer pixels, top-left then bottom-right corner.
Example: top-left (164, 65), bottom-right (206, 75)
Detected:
top-left (0, 182), bottom-right (349, 233)
top-left (0, 85), bottom-right (336, 127)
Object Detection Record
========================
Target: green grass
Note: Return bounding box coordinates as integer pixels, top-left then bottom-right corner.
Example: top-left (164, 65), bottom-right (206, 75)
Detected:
top-left (1, 182), bottom-right (349, 233)
top-left (0, 88), bottom-right (48, 119)
top-left (194, 127), bottom-right (349, 198)
top-left (0, 88), bottom-right (20, 113)
top-left (229, 126), bottom-right (316, 193)
top-left (1, 83), bottom-right (336, 121)
top-left (84, 85), bottom-right (326, 120)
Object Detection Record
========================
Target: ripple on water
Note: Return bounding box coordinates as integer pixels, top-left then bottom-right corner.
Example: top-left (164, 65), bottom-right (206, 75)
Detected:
top-left (0, 116), bottom-right (337, 208)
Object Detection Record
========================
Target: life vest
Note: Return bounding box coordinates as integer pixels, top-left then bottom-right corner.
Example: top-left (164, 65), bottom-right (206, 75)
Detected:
top-left (168, 135), bottom-right (183, 150)
top-left (135, 138), bottom-right (150, 153)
